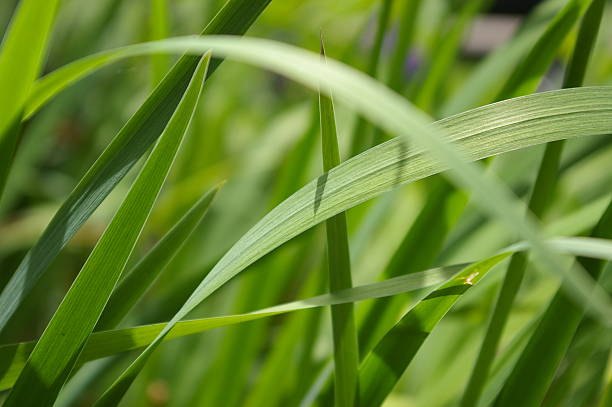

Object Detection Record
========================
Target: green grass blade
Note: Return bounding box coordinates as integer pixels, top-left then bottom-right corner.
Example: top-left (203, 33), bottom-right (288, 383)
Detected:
top-left (496, 199), bottom-right (612, 407)
top-left (2, 53), bottom-right (211, 407)
top-left (0, 1), bottom-right (272, 335)
top-left (461, 2), bottom-right (605, 404)
top-left (95, 185), bottom-right (220, 331)
top-left (62, 37), bottom-right (612, 404)
top-left (349, 0), bottom-right (394, 156)
top-left (1, 236), bottom-right (611, 393)
top-left (357, 253), bottom-right (510, 407)
top-left (564, 0), bottom-right (606, 89)
top-left (319, 41), bottom-right (359, 407)
top-left (0, 0), bottom-right (61, 197)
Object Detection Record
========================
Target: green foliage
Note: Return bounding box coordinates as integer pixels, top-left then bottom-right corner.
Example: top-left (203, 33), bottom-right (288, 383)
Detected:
top-left (1, 0), bottom-right (611, 406)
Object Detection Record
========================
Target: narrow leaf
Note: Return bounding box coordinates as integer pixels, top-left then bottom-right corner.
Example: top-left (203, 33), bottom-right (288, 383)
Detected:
top-left (0, 262), bottom-right (466, 392)
top-left (319, 40), bottom-right (359, 407)
top-left (50, 37), bottom-right (611, 404)
top-left (46, 36), bottom-right (612, 323)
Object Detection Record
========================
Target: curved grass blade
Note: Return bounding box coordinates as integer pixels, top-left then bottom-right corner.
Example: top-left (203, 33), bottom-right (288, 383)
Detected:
top-left (460, 1), bottom-right (606, 404)
top-left (95, 185), bottom-right (220, 331)
top-left (495, 199), bottom-right (612, 407)
top-left (0, 0), bottom-right (61, 198)
top-left (54, 36), bottom-right (612, 320)
top-left (357, 253), bottom-right (510, 407)
top-left (1, 237), bottom-right (611, 393)
top-left (319, 41), bottom-right (358, 407)
top-left (0, 0), bottom-right (272, 335)
top-left (48, 37), bottom-right (612, 404)
top-left (3, 54), bottom-right (210, 407)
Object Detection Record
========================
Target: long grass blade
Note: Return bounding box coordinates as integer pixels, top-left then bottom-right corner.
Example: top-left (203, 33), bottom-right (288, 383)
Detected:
top-left (34, 36), bottom-right (612, 319)
top-left (0, 0), bottom-right (272, 335)
top-left (319, 40), bottom-right (359, 407)
top-left (51, 37), bottom-right (612, 404)
top-left (3, 53), bottom-right (210, 407)
top-left (0, 0), bottom-right (61, 197)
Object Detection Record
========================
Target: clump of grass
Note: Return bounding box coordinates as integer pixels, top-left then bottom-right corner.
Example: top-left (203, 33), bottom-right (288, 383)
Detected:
top-left (0, 0), bottom-right (611, 406)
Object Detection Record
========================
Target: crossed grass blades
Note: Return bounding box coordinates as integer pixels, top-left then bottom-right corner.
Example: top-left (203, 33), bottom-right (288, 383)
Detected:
top-left (0, 0), bottom-right (611, 406)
